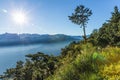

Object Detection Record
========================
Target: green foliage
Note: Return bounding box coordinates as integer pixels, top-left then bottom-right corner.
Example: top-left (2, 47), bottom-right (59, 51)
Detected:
top-left (92, 52), bottom-right (105, 61)
top-left (61, 41), bottom-right (81, 58)
top-left (1, 42), bottom-right (120, 80)
top-left (69, 5), bottom-right (92, 41)
top-left (99, 47), bottom-right (120, 79)
top-left (0, 52), bottom-right (58, 80)
top-left (47, 43), bottom-right (120, 80)
top-left (89, 6), bottom-right (120, 47)
top-left (46, 43), bottom-right (103, 80)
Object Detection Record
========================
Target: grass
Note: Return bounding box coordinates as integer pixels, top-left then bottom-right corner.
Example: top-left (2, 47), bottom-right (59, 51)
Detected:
top-left (46, 43), bottom-right (120, 80)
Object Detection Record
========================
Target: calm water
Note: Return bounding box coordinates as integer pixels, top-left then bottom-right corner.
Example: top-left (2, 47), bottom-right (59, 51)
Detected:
top-left (0, 41), bottom-right (73, 74)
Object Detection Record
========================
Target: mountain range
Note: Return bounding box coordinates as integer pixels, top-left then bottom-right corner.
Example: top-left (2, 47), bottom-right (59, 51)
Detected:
top-left (0, 33), bottom-right (82, 46)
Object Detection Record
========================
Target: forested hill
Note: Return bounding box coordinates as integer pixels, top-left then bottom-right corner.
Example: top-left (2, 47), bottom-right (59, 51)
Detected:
top-left (89, 6), bottom-right (120, 47)
top-left (0, 33), bottom-right (81, 46)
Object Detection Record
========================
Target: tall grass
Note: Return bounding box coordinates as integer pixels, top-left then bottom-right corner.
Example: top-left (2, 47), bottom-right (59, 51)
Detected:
top-left (47, 43), bottom-right (120, 80)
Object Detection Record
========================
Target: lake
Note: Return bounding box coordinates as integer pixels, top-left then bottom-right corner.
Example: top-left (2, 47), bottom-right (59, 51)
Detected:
top-left (0, 41), bottom-right (74, 74)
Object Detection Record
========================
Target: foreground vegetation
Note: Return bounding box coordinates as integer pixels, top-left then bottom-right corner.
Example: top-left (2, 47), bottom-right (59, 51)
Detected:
top-left (1, 6), bottom-right (120, 80)
top-left (1, 42), bottom-right (120, 80)
top-left (47, 43), bottom-right (120, 80)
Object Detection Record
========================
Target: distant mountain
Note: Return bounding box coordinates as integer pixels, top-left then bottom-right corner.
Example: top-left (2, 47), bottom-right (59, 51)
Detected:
top-left (0, 33), bottom-right (82, 46)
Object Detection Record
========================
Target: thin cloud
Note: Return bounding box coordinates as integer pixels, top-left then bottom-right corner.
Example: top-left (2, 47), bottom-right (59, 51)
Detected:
top-left (2, 9), bottom-right (8, 13)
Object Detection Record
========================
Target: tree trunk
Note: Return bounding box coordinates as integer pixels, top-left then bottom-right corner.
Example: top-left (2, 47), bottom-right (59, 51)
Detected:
top-left (83, 25), bottom-right (87, 42)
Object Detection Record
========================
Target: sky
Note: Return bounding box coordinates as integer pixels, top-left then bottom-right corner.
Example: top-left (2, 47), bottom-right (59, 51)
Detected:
top-left (0, 0), bottom-right (120, 35)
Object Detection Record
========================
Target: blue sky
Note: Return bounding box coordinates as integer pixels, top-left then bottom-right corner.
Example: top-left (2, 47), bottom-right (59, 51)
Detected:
top-left (0, 0), bottom-right (120, 35)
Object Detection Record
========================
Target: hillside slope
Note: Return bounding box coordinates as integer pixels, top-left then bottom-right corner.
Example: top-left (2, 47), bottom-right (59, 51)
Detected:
top-left (47, 42), bottom-right (120, 80)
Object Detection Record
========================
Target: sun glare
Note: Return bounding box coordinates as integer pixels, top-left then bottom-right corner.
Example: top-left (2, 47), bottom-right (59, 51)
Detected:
top-left (12, 11), bottom-right (27, 25)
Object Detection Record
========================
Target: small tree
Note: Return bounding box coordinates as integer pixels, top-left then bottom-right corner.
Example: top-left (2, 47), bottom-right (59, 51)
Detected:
top-left (69, 5), bottom-right (92, 42)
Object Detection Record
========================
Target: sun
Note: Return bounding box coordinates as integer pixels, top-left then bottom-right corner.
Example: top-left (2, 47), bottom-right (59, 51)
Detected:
top-left (12, 11), bottom-right (27, 25)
